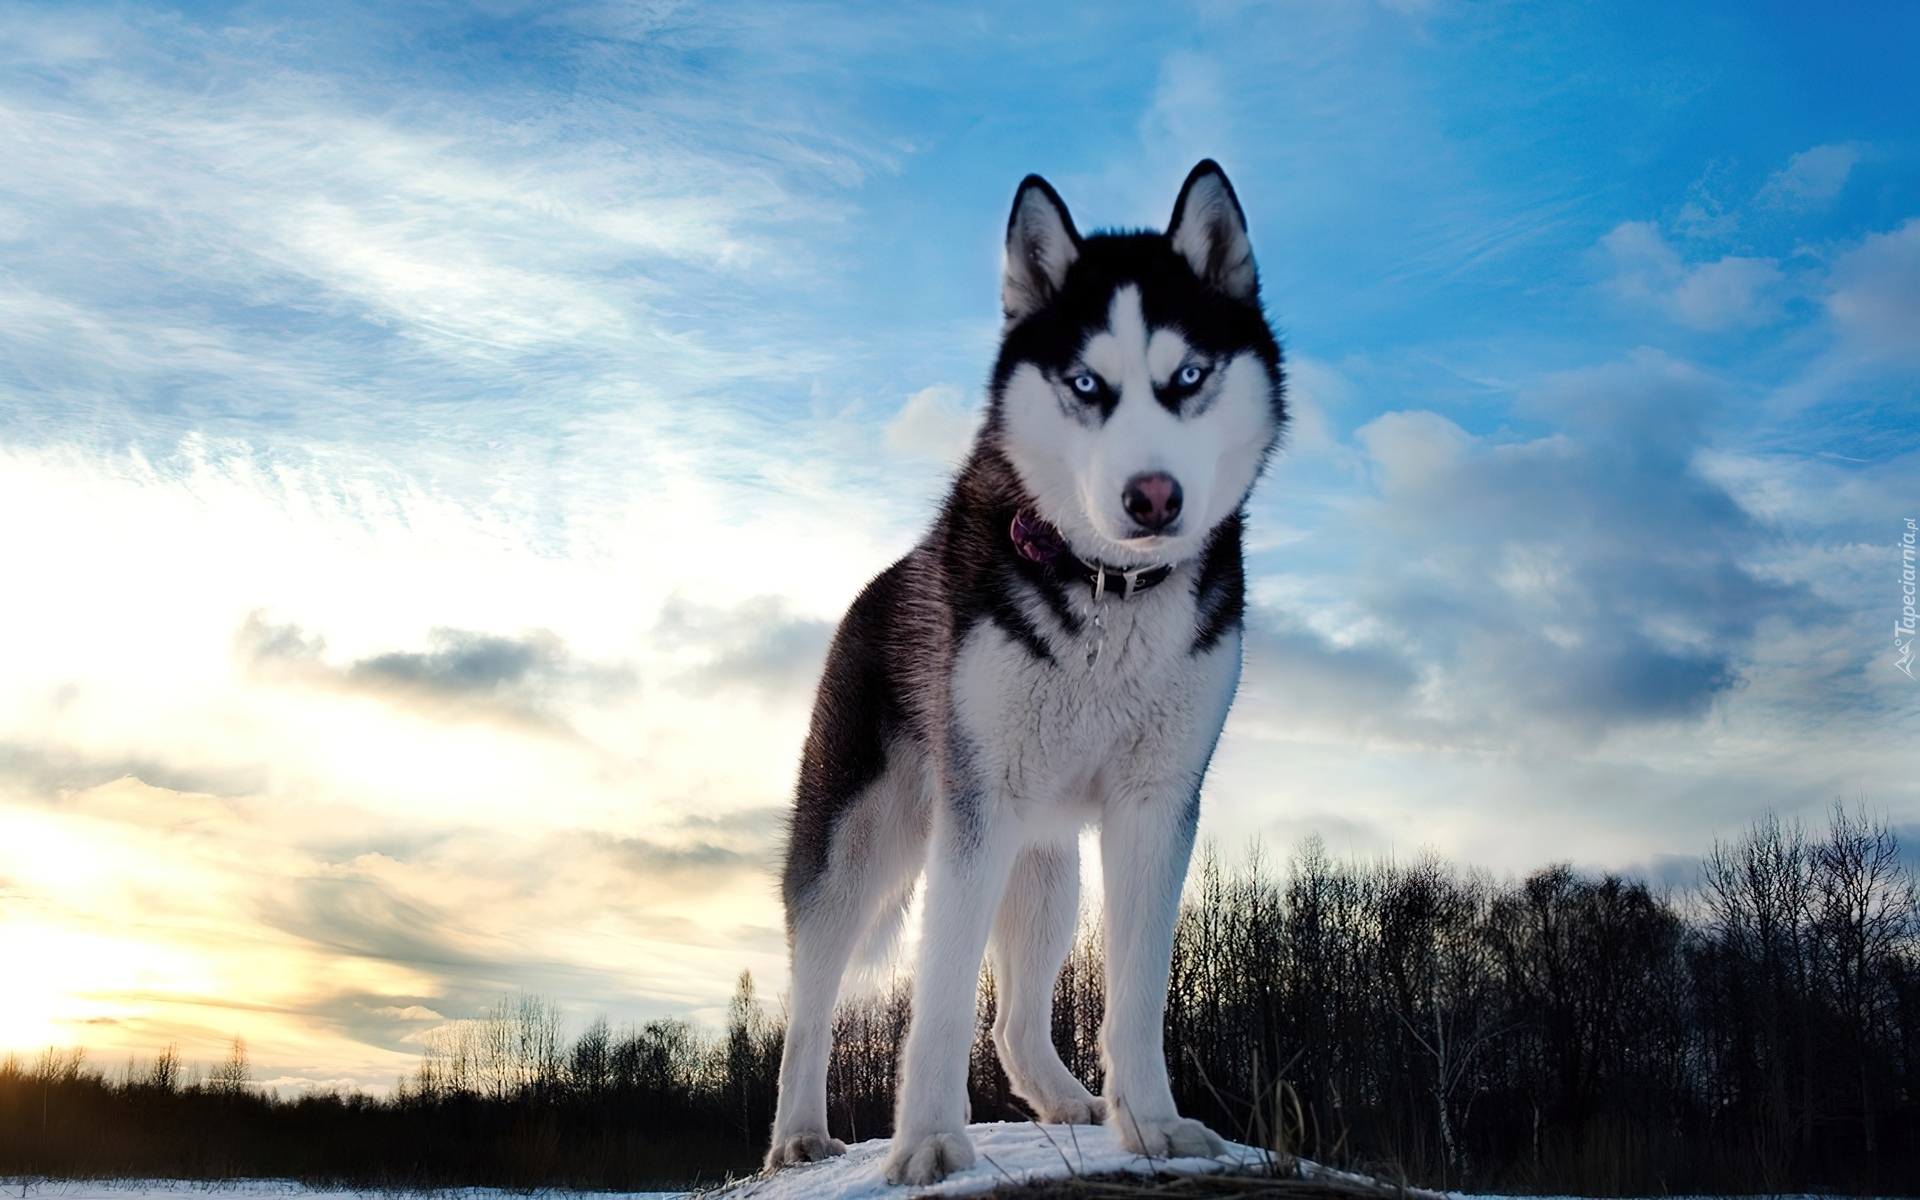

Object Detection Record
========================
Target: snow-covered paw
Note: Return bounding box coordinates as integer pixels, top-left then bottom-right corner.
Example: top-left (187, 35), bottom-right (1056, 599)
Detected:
top-left (1032, 1093), bottom-right (1108, 1124)
top-left (883, 1129), bottom-right (976, 1185)
top-left (764, 1130), bottom-right (847, 1170)
top-left (1114, 1114), bottom-right (1227, 1159)
top-left (1007, 1068), bottom-right (1107, 1125)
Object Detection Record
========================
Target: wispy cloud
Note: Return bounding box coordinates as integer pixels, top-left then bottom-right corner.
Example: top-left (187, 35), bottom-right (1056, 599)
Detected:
top-left (0, 2), bottom-right (889, 477)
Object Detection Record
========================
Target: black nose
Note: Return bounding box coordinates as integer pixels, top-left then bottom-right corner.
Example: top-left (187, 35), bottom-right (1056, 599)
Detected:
top-left (1121, 472), bottom-right (1183, 532)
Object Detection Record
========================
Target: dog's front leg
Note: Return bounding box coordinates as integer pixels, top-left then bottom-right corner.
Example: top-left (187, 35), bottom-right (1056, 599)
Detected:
top-left (1099, 788), bottom-right (1227, 1159)
top-left (884, 785), bottom-right (1018, 1185)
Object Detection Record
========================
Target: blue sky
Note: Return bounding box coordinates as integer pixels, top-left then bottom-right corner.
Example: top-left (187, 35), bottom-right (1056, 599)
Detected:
top-left (1, 1), bottom-right (1916, 1088)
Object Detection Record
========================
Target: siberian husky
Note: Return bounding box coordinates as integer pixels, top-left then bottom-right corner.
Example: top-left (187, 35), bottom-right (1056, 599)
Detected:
top-left (766, 161), bottom-right (1286, 1185)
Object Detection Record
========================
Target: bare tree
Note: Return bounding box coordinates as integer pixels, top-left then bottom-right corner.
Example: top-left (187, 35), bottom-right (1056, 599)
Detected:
top-left (1811, 802), bottom-right (1912, 1153)
top-left (1703, 812), bottom-right (1817, 1157)
top-left (147, 1043), bottom-right (180, 1093)
top-left (209, 1036), bottom-right (251, 1097)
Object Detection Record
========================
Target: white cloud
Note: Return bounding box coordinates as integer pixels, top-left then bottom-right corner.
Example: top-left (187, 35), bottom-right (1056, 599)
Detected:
top-left (884, 384), bottom-right (981, 465)
top-left (1213, 344), bottom-right (1915, 871)
top-left (1676, 144), bottom-right (1861, 237)
top-left (1269, 356), bottom-right (1349, 458)
top-left (1667, 255), bottom-right (1789, 330)
top-left (1757, 142), bottom-right (1861, 210)
top-left (1139, 51), bottom-right (1233, 177)
top-left (371, 1005), bottom-right (444, 1021)
top-left (1826, 217), bottom-right (1920, 361)
top-left (1283, 351), bottom-right (1818, 748)
top-left (1599, 221), bottom-right (1785, 330)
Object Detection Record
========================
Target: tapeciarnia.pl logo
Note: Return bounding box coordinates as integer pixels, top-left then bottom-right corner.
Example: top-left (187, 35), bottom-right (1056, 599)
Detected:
top-left (1899, 518), bottom-right (1916, 680)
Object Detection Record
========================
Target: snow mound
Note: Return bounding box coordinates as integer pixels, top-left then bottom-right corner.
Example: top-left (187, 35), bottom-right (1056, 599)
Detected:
top-left (721, 1121), bottom-right (1274, 1199)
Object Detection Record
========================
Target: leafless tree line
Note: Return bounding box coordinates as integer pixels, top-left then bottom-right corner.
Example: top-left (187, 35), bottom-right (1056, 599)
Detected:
top-left (406, 993), bottom-right (567, 1100)
top-left (1158, 806), bottom-right (1918, 1192)
top-left (815, 805), bottom-right (1920, 1191)
top-left (0, 987), bottom-right (775, 1186)
top-left (8, 806), bottom-right (1917, 1192)
top-left (9, 1037), bottom-right (252, 1098)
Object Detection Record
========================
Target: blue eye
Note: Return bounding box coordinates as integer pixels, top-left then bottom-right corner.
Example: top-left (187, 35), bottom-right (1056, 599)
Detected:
top-left (1177, 364), bottom-right (1205, 387)
top-left (1071, 373), bottom-right (1100, 395)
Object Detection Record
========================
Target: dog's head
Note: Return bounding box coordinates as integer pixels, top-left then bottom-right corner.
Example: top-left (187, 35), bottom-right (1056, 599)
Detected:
top-left (987, 161), bottom-right (1285, 568)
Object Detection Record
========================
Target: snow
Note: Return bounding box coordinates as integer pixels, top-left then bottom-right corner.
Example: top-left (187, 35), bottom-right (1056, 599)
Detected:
top-left (721, 1121), bottom-right (1275, 1199)
top-left (18, 1129), bottom-right (1790, 1200)
top-left (0, 1160), bottom-right (1813, 1200)
top-left (7, 1184), bottom-right (680, 1200)
top-left (3, 1124), bottom-right (1275, 1200)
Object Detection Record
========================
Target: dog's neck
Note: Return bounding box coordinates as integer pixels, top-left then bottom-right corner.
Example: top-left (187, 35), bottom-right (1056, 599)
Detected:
top-left (1009, 509), bottom-right (1174, 601)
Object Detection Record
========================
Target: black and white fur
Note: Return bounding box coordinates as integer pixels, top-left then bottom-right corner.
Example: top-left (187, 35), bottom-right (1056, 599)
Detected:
top-left (766, 161), bottom-right (1285, 1186)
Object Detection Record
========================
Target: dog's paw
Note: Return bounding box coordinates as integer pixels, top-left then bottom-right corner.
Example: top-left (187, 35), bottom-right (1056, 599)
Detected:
top-left (1034, 1094), bottom-right (1108, 1124)
top-left (764, 1131), bottom-right (847, 1171)
top-left (1114, 1114), bottom-right (1227, 1159)
top-left (883, 1129), bottom-right (976, 1185)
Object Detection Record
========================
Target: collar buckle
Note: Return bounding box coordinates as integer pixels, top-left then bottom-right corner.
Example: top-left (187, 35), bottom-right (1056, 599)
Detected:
top-left (1089, 562), bottom-right (1158, 602)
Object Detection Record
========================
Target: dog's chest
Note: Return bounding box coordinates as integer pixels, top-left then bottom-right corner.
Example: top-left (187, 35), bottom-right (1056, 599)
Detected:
top-left (949, 582), bottom-right (1220, 805)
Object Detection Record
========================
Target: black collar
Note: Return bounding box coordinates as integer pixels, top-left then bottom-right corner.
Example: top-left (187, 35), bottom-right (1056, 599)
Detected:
top-left (1071, 558), bottom-right (1175, 601)
top-left (1010, 510), bottom-right (1173, 601)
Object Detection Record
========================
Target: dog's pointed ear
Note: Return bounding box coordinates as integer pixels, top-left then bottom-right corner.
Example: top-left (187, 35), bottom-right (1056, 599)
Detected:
top-left (1168, 160), bottom-right (1257, 303)
top-left (1003, 175), bottom-right (1081, 322)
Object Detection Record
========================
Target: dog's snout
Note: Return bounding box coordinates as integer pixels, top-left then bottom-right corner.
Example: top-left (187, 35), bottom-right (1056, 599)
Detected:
top-left (1121, 472), bottom-right (1183, 532)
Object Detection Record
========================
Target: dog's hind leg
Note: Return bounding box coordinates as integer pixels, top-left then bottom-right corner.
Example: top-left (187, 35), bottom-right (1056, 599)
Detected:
top-left (766, 897), bottom-right (859, 1169)
top-left (767, 754), bottom-right (929, 1170)
top-left (989, 841), bottom-right (1106, 1124)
